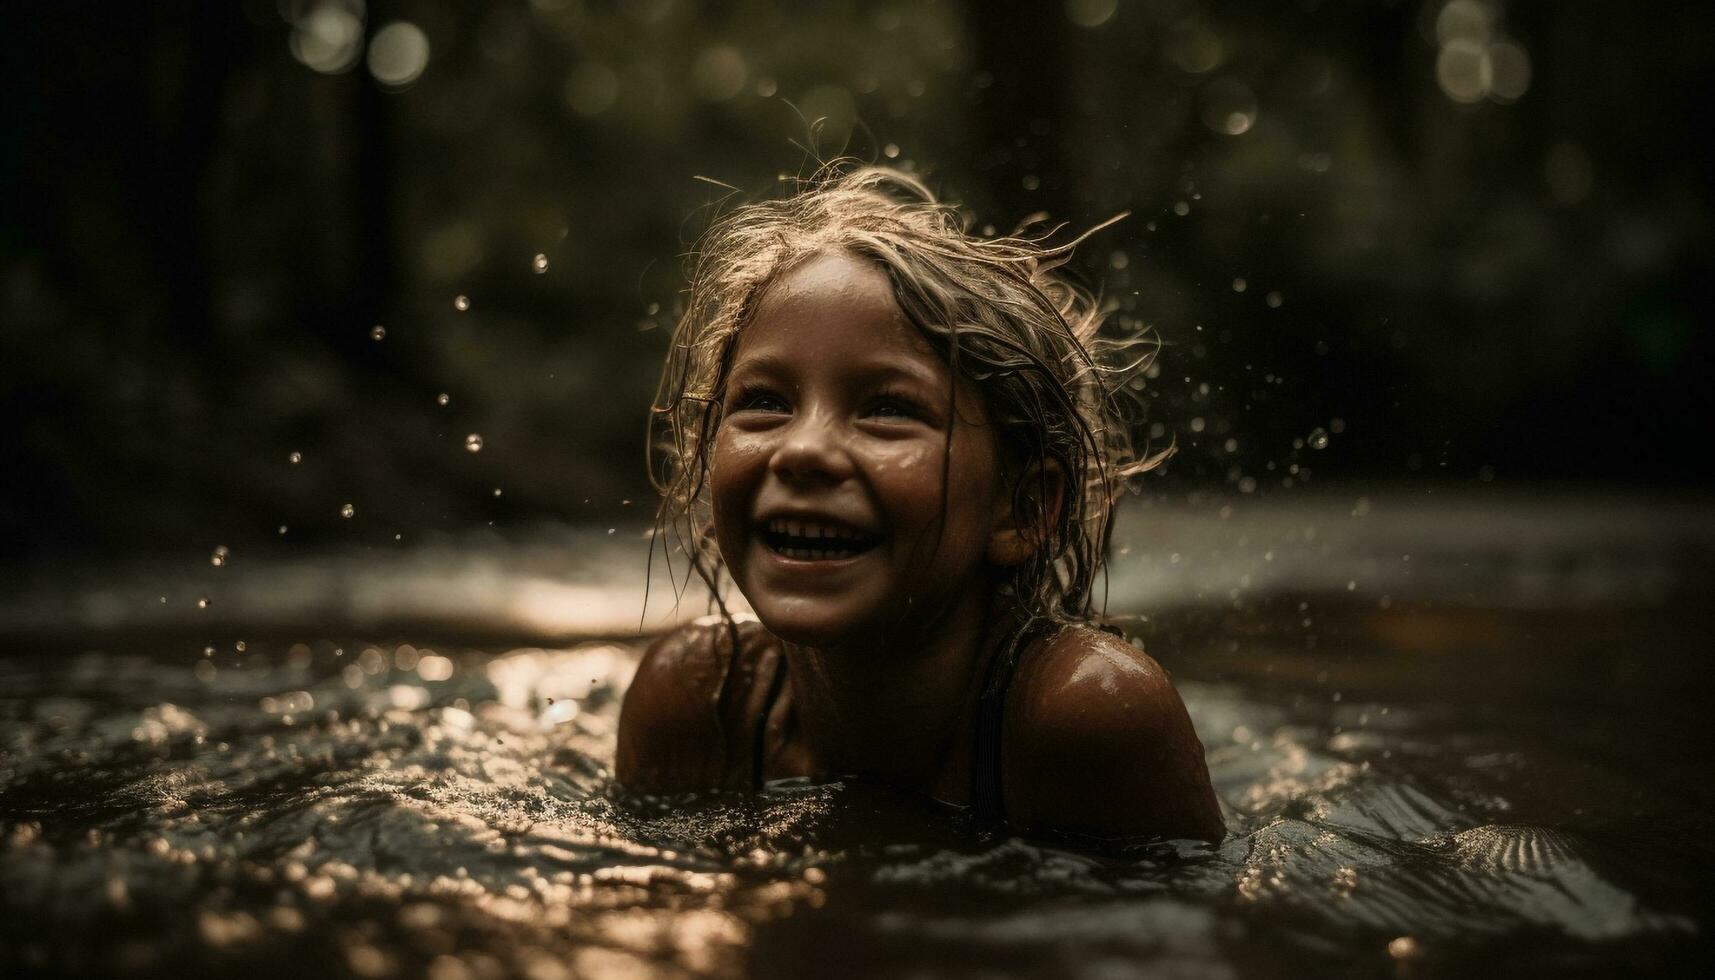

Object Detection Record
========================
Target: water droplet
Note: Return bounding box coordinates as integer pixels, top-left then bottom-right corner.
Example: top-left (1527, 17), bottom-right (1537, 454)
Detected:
top-left (278, 525), bottom-right (288, 535)
top-left (370, 324), bottom-right (386, 341)
top-left (1232, 277), bottom-right (1247, 292)
top-left (532, 254), bottom-right (549, 273)
top-left (492, 487), bottom-right (503, 497)
top-left (453, 294), bottom-right (470, 311)
top-left (1308, 427), bottom-right (1330, 450)
top-left (436, 393), bottom-right (450, 406)
top-left (464, 434), bottom-right (483, 453)
top-left (202, 646), bottom-right (215, 657)
top-left (1173, 200), bottom-right (1191, 216)
top-left (235, 640), bottom-right (247, 652)
top-left (340, 503), bottom-right (355, 518)
top-left (1265, 291), bottom-right (1284, 308)
top-left (196, 597), bottom-right (210, 609)
top-left (210, 545), bottom-right (229, 567)
top-left (288, 451), bottom-right (303, 465)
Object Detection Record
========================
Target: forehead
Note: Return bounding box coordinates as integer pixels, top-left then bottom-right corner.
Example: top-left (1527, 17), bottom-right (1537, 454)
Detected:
top-left (734, 250), bottom-right (940, 365)
top-left (758, 248), bottom-right (894, 309)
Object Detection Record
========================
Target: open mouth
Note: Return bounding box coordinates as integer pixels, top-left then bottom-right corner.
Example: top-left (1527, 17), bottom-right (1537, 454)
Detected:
top-left (760, 518), bottom-right (881, 561)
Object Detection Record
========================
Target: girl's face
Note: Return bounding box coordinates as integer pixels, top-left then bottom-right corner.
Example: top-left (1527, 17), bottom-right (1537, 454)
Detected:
top-left (710, 250), bottom-right (1007, 647)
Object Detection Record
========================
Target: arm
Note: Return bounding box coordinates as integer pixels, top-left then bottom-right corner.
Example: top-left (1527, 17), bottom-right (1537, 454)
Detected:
top-left (1001, 627), bottom-right (1225, 844)
top-left (615, 624), bottom-right (728, 793)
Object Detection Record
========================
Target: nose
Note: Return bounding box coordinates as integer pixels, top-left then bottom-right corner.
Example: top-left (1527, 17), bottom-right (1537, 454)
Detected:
top-left (768, 408), bottom-right (855, 486)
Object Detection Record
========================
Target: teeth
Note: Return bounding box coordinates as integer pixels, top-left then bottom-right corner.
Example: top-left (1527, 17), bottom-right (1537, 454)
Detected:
top-left (766, 518), bottom-right (866, 541)
top-left (776, 543), bottom-right (860, 560)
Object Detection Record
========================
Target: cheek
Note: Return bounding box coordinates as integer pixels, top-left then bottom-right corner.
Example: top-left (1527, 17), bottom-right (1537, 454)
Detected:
top-left (877, 441), bottom-right (996, 543)
top-left (948, 424), bottom-right (1002, 502)
top-left (709, 430), bottom-right (770, 542)
top-left (873, 444), bottom-right (944, 513)
top-left (711, 426), bottom-right (765, 475)
top-left (709, 433), bottom-right (748, 509)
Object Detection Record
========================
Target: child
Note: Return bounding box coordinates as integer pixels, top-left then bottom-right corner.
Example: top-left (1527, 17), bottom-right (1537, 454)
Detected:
top-left (617, 165), bottom-right (1223, 844)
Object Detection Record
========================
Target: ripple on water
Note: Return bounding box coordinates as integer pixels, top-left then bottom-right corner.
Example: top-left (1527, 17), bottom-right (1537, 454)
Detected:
top-left (0, 647), bottom-right (1695, 976)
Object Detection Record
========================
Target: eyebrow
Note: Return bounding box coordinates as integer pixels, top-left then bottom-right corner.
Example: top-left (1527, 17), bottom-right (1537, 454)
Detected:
top-left (726, 352), bottom-right (944, 389)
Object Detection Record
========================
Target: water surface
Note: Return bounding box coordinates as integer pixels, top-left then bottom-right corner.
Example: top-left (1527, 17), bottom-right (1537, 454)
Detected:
top-left (3, 494), bottom-right (1711, 977)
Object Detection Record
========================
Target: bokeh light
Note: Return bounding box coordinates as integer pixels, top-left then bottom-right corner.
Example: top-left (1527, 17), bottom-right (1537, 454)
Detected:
top-left (1435, 0), bottom-right (1493, 45)
top-left (1430, 1), bottom-right (1530, 107)
top-left (1165, 20), bottom-right (1226, 74)
top-left (1435, 38), bottom-right (1492, 104)
top-left (289, 1), bottom-right (364, 75)
top-left (1487, 39), bottom-right (1531, 101)
top-left (563, 62), bottom-right (619, 117)
top-left (690, 46), bottom-right (749, 102)
top-left (1065, 0), bottom-right (1119, 29)
top-left (367, 22), bottom-right (430, 90)
top-left (1202, 77), bottom-right (1259, 136)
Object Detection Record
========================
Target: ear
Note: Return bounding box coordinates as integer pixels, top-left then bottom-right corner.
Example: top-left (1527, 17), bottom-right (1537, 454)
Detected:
top-left (987, 459), bottom-right (1065, 567)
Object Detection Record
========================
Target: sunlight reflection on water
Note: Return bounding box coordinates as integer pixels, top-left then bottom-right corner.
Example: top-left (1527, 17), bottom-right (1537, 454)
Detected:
top-left (0, 627), bottom-right (1699, 977)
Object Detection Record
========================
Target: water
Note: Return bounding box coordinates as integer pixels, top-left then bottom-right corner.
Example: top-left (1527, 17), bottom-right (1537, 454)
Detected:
top-left (2, 494), bottom-right (1712, 976)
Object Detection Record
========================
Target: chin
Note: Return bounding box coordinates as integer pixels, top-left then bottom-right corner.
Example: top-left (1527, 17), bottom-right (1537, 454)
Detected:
top-left (751, 611), bottom-right (846, 648)
top-left (748, 597), bottom-right (871, 648)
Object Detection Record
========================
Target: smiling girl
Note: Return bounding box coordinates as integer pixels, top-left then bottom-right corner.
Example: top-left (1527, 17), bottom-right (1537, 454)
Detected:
top-left (617, 166), bottom-right (1223, 844)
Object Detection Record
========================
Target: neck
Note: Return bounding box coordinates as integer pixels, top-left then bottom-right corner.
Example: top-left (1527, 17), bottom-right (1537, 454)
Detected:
top-left (779, 591), bottom-right (998, 802)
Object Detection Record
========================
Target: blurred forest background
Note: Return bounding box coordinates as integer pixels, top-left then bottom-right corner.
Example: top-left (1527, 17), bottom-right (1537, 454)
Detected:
top-left (2, 0), bottom-right (1710, 564)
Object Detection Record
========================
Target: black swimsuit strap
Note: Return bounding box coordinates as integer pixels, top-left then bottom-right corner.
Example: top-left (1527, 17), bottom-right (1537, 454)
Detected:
top-left (750, 646), bottom-right (791, 790)
top-left (969, 614), bottom-right (1057, 825)
top-left (968, 616), bottom-right (1130, 825)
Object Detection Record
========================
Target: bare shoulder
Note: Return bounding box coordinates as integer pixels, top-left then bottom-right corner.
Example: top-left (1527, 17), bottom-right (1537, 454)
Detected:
top-left (615, 620), bottom-right (751, 792)
top-left (1000, 625), bottom-right (1225, 843)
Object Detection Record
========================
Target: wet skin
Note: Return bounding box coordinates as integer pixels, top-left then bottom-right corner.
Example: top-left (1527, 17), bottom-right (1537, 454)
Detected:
top-left (618, 251), bottom-right (1224, 843)
top-left (709, 250), bottom-right (1007, 649)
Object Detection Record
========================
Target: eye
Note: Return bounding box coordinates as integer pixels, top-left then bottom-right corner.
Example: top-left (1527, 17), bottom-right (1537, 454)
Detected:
top-left (730, 387), bottom-right (789, 414)
top-left (866, 391), bottom-right (926, 421)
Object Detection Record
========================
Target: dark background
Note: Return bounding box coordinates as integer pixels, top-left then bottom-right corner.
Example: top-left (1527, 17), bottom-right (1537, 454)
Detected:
top-left (3, 0), bottom-right (1710, 563)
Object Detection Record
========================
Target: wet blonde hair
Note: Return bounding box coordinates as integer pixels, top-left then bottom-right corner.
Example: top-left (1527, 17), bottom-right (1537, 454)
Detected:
top-left (651, 163), bottom-right (1166, 625)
